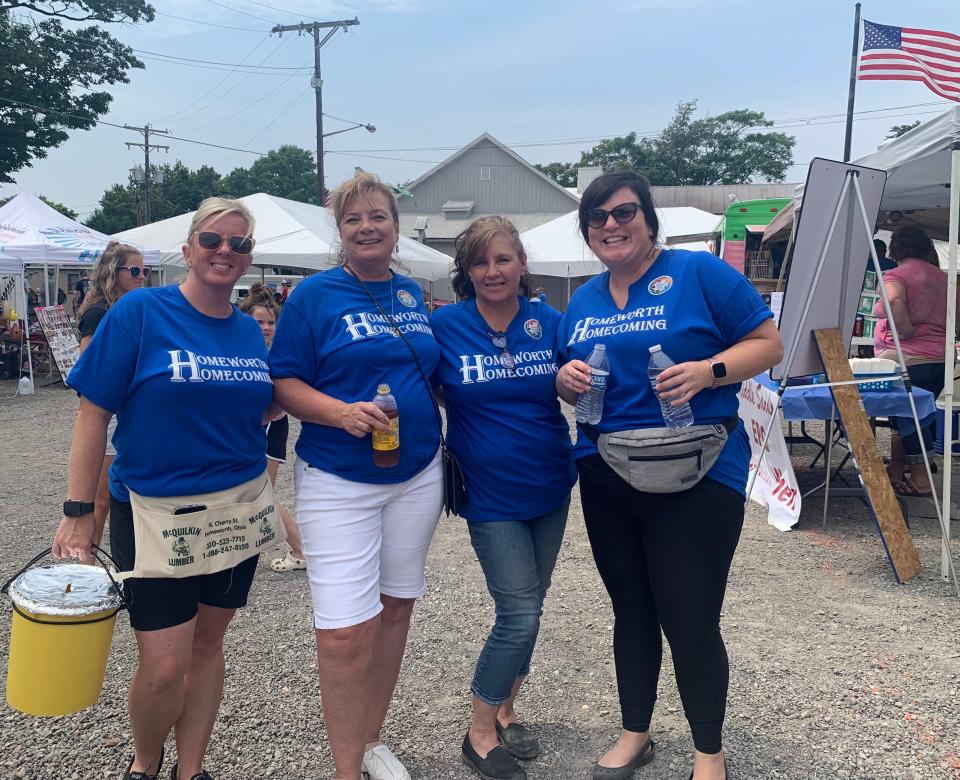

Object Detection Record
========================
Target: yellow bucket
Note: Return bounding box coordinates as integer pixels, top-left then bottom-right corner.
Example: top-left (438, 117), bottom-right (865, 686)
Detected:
top-left (3, 551), bottom-right (123, 717)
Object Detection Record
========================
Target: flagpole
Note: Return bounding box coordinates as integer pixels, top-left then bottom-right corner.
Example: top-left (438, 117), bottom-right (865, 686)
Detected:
top-left (843, 2), bottom-right (862, 162)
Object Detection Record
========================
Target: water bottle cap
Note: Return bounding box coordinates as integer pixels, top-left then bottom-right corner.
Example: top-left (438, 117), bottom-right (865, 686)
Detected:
top-left (649, 344), bottom-right (662, 353)
top-left (377, 383), bottom-right (391, 394)
top-left (594, 343), bottom-right (605, 349)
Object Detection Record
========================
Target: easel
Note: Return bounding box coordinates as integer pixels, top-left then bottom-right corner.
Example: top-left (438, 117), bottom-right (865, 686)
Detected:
top-left (747, 160), bottom-right (959, 592)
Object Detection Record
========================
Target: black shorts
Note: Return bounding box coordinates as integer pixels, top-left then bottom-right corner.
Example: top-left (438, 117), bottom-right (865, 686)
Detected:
top-left (109, 497), bottom-right (259, 632)
top-left (266, 415), bottom-right (289, 463)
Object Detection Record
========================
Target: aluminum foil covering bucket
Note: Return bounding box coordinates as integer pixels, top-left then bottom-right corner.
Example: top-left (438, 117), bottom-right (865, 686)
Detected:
top-left (4, 555), bottom-right (123, 716)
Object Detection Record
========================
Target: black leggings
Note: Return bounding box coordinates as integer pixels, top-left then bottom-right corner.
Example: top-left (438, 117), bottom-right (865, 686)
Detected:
top-left (577, 455), bottom-right (744, 754)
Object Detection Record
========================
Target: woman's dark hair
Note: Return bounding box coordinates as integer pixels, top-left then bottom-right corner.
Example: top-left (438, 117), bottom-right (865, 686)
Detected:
top-left (451, 216), bottom-right (532, 300)
top-left (889, 225), bottom-right (936, 265)
top-left (578, 170), bottom-right (660, 244)
top-left (238, 282), bottom-right (280, 317)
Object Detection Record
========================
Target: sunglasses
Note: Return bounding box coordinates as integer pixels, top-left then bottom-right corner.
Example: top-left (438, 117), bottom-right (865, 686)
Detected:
top-left (118, 266), bottom-right (151, 279)
top-left (585, 202), bottom-right (642, 230)
top-left (196, 231), bottom-right (254, 255)
top-left (490, 332), bottom-right (516, 375)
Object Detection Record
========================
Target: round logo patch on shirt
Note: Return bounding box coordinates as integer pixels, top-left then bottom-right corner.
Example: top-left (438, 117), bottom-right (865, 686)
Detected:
top-left (648, 275), bottom-right (673, 295)
top-left (397, 290), bottom-right (417, 308)
top-left (524, 319), bottom-right (542, 339)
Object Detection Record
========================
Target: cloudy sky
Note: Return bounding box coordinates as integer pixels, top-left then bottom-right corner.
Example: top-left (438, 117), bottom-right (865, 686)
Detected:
top-left (4, 0), bottom-right (960, 219)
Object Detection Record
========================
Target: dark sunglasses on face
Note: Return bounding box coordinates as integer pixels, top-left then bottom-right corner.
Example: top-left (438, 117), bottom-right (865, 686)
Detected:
top-left (586, 202), bottom-right (642, 230)
top-left (118, 266), bottom-right (151, 279)
top-left (490, 332), bottom-right (517, 375)
top-left (196, 231), bottom-right (254, 255)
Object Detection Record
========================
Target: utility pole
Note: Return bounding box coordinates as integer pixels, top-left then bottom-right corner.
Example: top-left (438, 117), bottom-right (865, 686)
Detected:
top-left (125, 124), bottom-right (170, 224)
top-left (271, 18), bottom-right (359, 204)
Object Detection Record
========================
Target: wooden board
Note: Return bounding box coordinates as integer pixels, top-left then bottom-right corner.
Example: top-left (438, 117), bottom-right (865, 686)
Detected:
top-left (814, 328), bottom-right (921, 583)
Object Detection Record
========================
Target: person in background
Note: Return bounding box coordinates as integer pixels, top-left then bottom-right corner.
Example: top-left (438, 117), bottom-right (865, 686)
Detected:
top-left (238, 283), bottom-right (305, 572)
top-left (531, 286), bottom-right (547, 304)
top-left (556, 170), bottom-right (782, 780)
top-left (281, 279), bottom-right (291, 302)
top-left (271, 172), bottom-right (443, 780)
top-left (874, 238), bottom-right (897, 273)
top-left (874, 225), bottom-right (957, 497)
top-left (73, 270), bottom-right (91, 310)
top-left (77, 241), bottom-right (150, 549)
top-left (432, 217), bottom-right (575, 780)
top-left (1, 300), bottom-right (23, 380)
top-left (53, 197), bottom-right (272, 780)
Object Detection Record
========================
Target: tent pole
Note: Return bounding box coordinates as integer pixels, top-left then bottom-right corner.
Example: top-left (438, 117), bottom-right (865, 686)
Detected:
top-left (566, 267), bottom-right (571, 310)
top-left (42, 263), bottom-right (49, 306)
top-left (942, 142), bottom-right (960, 581)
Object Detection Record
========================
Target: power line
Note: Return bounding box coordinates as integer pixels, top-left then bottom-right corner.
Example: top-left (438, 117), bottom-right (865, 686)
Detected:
top-left (216, 87), bottom-right (312, 167)
top-left (203, 0), bottom-right (278, 24)
top-left (153, 10), bottom-right (265, 32)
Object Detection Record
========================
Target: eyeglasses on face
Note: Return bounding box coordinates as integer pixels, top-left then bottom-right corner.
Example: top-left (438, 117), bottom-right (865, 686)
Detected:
top-left (118, 266), bottom-right (151, 279)
top-left (490, 332), bottom-right (517, 375)
top-left (196, 231), bottom-right (254, 255)
top-left (585, 202), bottom-right (642, 230)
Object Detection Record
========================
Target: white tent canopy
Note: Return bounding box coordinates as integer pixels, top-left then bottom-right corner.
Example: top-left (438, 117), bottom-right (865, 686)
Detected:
top-left (520, 207), bottom-right (721, 277)
top-left (0, 193), bottom-right (161, 267)
top-left (115, 192), bottom-right (453, 282)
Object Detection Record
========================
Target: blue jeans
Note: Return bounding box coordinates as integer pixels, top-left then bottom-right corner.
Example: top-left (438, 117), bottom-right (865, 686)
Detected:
top-left (467, 497), bottom-right (570, 705)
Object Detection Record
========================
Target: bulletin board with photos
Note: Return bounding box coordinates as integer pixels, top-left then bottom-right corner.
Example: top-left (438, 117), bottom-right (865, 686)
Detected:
top-left (33, 305), bottom-right (80, 383)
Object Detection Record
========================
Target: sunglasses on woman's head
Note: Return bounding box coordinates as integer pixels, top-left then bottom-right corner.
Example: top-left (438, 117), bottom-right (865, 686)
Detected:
top-left (490, 332), bottom-right (517, 375)
top-left (586, 202), bottom-right (641, 230)
top-left (118, 266), bottom-right (151, 279)
top-left (196, 231), bottom-right (254, 255)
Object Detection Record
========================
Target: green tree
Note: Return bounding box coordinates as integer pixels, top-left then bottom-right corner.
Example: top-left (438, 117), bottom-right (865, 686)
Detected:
top-left (0, 194), bottom-right (77, 219)
top-left (581, 132), bottom-right (654, 173)
top-left (222, 146), bottom-right (317, 203)
top-left (534, 161), bottom-right (579, 188)
top-left (0, 0), bottom-right (154, 182)
top-left (887, 121), bottom-right (921, 139)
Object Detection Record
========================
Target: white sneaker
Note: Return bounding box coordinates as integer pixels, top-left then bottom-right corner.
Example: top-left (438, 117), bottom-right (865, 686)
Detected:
top-left (361, 744), bottom-right (411, 780)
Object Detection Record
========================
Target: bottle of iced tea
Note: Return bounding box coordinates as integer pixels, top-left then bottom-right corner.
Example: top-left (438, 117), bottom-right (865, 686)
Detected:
top-left (372, 383), bottom-right (399, 468)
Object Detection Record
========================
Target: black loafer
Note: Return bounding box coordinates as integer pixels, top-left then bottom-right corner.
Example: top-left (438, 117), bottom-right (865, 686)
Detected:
top-left (462, 732), bottom-right (527, 780)
top-left (123, 746), bottom-right (164, 780)
top-left (170, 763), bottom-right (214, 780)
top-left (496, 721), bottom-right (539, 760)
top-left (591, 739), bottom-right (655, 780)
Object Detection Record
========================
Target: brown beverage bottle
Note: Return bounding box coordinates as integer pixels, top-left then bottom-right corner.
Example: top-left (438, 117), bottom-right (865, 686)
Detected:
top-left (372, 383), bottom-right (400, 468)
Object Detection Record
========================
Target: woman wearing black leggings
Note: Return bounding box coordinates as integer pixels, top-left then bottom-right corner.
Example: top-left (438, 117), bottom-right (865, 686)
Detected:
top-left (556, 171), bottom-right (783, 780)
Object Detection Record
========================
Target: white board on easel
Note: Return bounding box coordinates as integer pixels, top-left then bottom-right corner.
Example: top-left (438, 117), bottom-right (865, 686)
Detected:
top-left (771, 158), bottom-right (887, 380)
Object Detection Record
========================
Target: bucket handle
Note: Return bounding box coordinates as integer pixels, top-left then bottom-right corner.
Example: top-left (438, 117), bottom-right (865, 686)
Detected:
top-left (1, 544), bottom-right (128, 612)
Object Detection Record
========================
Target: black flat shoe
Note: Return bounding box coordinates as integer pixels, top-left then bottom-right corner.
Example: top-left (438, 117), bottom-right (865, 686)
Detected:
top-left (591, 739), bottom-right (655, 780)
top-left (495, 721), bottom-right (539, 760)
top-left (462, 732), bottom-right (527, 780)
top-left (169, 763), bottom-right (214, 780)
top-left (122, 746), bottom-right (164, 780)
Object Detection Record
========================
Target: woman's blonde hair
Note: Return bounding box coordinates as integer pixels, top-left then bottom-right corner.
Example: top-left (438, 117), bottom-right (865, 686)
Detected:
top-left (451, 216), bottom-right (531, 299)
top-left (186, 197), bottom-right (255, 242)
top-left (328, 172), bottom-right (406, 271)
top-left (80, 241), bottom-right (143, 314)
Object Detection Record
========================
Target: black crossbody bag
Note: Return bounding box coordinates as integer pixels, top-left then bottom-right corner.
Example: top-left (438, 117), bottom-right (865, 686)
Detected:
top-left (348, 268), bottom-right (467, 516)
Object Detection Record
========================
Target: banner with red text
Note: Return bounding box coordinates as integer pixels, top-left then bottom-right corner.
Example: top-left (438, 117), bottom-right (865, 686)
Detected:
top-left (738, 378), bottom-right (800, 531)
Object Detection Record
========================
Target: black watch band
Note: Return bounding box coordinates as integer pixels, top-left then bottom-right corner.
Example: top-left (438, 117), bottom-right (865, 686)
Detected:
top-left (63, 499), bottom-right (95, 517)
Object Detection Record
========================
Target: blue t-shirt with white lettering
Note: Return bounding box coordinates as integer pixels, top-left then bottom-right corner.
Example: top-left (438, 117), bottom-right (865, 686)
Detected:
top-left (67, 286), bottom-right (273, 501)
top-left (431, 297), bottom-right (575, 522)
top-left (558, 248), bottom-right (772, 496)
top-left (269, 266), bottom-right (441, 484)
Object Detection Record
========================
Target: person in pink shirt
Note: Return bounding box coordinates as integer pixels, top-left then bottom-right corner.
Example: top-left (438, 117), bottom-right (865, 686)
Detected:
top-left (873, 225), bottom-right (957, 496)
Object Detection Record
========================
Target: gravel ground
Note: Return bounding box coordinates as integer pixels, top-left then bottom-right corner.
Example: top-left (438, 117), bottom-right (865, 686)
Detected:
top-left (2, 380), bottom-right (960, 780)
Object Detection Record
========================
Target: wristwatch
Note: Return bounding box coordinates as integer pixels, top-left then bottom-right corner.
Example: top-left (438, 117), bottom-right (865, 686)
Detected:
top-left (708, 359), bottom-right (727, 388)
top-left (63, 499), bottom-right (95, 517)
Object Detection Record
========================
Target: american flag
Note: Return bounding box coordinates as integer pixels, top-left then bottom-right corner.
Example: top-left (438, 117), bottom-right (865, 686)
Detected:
top-left (859, 19), bottom-right (960, 102)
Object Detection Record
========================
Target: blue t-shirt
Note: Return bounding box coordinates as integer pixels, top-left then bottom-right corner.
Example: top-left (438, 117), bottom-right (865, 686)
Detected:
top-left (269, 266), bottom-right (441, 484)
top-left (557, 249), bottom-right (772, 496)
top-left (431, 297), bottom-right (575, 522)
top-left (67, 286), bottom-right (273, 501)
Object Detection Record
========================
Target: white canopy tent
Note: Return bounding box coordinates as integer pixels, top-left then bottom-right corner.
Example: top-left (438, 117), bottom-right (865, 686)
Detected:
top-left (115, 192), bottom-right (453, 282)
top-left (850, 106), bottom-right (960, 581)
top-left (520, 206), bottom-right (721, 278)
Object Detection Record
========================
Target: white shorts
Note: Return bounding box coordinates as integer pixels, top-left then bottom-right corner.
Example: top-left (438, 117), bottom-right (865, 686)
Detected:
top-left (293, 451), bottom-right (443, 629)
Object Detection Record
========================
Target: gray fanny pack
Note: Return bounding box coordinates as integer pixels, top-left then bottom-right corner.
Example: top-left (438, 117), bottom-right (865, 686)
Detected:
top-left (581, 416), bottom-right (738, 494)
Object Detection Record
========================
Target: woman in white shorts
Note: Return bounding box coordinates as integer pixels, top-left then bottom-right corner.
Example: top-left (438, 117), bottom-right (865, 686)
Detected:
top-left (270, 172), bottom-right (443, 780)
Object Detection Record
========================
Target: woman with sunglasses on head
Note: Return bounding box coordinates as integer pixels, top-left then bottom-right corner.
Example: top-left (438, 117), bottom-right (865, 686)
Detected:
top-left (76, 241), bottom-right (150, 552)
top-left (556, 171), bottom-right (782, 780)
top-left (238, 284), bottom-right (305, 572)
top-left (270, 172), bottom-right (443, 780)
top-left (53, 198), bottom-right (276, 780)
top-left (431, 217), bottom-right (574, 780)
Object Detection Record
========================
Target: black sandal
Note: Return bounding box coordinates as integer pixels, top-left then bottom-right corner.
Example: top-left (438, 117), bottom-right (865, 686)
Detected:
top-left (122, 746), bottom-right (164, 780)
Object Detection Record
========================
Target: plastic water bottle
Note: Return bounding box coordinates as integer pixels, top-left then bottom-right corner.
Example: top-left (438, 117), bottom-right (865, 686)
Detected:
top-left (371, 383), bottom-right (399, 468)
top-left (648, 345), bottom-right (694, 429)
top-left (575, 344), bottom-right (610, 425)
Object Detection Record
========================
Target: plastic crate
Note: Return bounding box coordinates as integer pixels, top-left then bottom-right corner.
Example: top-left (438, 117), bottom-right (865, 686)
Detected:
top-left (935, 409), bottom-right (960, 455)
top-left (854, 374), bottom-right (893, 392)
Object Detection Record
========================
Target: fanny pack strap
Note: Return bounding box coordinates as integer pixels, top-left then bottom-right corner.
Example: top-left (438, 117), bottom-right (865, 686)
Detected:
top-left (579, 414), bottom-right (739, 443)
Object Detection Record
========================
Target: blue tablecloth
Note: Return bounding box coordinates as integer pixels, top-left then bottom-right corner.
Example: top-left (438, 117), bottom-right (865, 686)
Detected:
top-left (756, 374), bottom-right (937, 422)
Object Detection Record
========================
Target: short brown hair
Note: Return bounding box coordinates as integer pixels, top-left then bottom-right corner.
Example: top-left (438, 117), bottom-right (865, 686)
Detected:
top-left (451, 216), bottom-right (531, 300)
top-left (238, 282), bottom-right (279, 318)
top-left (889, 225), bottom-right (936, 265)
